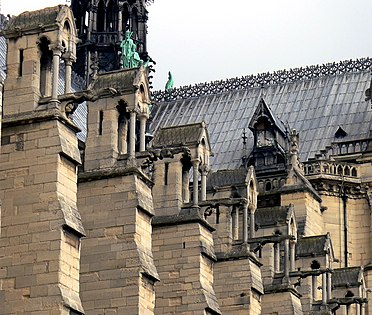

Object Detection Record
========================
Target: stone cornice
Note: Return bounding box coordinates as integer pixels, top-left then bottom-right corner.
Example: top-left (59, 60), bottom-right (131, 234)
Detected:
top-left (78, 165), bottom-right (154, 187)
top-left (2, 108), bottom-right (80, 133)
top-left (152, 207), bottom-right (215, 232)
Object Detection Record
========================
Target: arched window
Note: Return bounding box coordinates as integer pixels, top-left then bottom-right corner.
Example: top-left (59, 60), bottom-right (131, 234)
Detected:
top-left (117, 100), bottom-right (128, 154)
top-left (351, 168), bottom-right (357, 177)
top-left (106, 0), bottom-right (117, 31)
top-left (97, 0), bottom-right (105, 32)
top-left (131, 8), bottom-right (139, 40)
top-left (38, 37), bottom-right (52, 97)
top-left (265, 181), bottom-right (271, 192)
top-left (122, 3), bottom-right (130, 34)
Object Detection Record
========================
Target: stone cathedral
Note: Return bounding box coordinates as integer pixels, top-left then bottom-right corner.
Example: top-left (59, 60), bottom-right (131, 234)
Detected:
top-left (0, 1), bottom-right (371, 315)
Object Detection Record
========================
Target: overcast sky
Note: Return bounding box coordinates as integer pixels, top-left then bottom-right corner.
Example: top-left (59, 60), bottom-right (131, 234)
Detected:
top-left (3, 0), bottom-right (372, 90)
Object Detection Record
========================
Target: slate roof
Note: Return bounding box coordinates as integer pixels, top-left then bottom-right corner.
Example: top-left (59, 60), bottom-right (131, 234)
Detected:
top-left (151, 58), bottom-right (372, 171)
top-left (207, 168), bottom-right (249, 189)
top-left (333, 267), bottom-right (363, 288)
top-left (152, 122), bottom-right (207, 148)
top-left (255, 205), bottom-right (293, 228)
top-left (296, 234), bottom-right (329, 258)
top-left (4, 6), bottom-right (63, 33)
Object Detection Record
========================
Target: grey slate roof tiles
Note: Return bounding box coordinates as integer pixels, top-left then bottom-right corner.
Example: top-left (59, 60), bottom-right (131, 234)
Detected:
top-left (152, 122), bottom-right (206, 148)
top-left (296, 235), bottom-right (329, 257)
top-left (151, 60), bottom-right (372, 171)
top-left (332, 267), bottom-right (363, 288)
top-left (4, 5), bottom-right (63, 33)
top-left (255, 206), bottom-right (292, 228)
top-left (207, 168), bottom-right (249, 189)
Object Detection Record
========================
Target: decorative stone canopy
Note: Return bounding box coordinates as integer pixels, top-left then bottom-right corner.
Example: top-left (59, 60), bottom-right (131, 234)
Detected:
top-left (152, 121), bottom-right (211, 150)
top-left (296, 233), bottom-right (334, 259)
top-left (3, 5), bottom-right (77, 39)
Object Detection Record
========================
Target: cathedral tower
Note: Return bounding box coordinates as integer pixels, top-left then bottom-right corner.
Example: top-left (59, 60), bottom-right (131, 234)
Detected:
top-left (71, 0), bottom-right (151, 81)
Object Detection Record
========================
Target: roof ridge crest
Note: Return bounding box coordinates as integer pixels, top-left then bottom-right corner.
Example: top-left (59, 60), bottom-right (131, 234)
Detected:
top-left (152, 57), bottom-right (372, 102)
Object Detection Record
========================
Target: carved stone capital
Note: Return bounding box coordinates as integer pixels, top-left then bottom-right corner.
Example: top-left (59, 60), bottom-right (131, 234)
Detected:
top-left (62, 51), bottom-right (77, 64)
top-left (49, 43), bottom-right (65, 55)
top-left (199, 164), bottom-right (210, 175)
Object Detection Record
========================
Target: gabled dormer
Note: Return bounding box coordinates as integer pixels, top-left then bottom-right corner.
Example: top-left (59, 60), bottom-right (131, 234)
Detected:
top-left (247, 98), bottom-right (288, 174)
top-left (152, 121), bottom-right (213, 215)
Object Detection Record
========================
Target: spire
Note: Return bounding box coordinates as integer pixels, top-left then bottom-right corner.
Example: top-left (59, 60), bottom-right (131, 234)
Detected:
top-left (71, 0), bottom-right (152, 82)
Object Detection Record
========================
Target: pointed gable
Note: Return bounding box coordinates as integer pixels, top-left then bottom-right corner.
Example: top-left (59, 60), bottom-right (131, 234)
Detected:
top-left (152, 121), bottom-right (211, 150)
top-left (249, 98), bottom-right (286, 136)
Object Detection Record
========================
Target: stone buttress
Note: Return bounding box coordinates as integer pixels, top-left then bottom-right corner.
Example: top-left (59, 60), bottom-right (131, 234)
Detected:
top-left (0, 6), bottom-right (85, 315)
top-left (151, 122), bottom-right (221, 314)
top-left (77, 66), bottom-right (159, 314)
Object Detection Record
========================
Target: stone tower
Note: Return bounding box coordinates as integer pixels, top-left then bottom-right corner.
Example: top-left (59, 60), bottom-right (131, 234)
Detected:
top-left (77, 66), bottom-right (159, 314)
top-left (0, 6), bottom-right (85, 314)
top-left (71, 0), bottom-right (151, 81)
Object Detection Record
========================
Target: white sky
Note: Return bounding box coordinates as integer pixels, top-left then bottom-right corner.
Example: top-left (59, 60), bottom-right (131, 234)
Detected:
top-left (3, 0), bottom-right (372, 90)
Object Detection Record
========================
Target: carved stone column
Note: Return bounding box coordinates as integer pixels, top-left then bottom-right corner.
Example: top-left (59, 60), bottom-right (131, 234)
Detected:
top-left (361, 303), bottom-right (365, 315)
top-left (248, 204), bottom-right (255, 239)
top-left (50, 44), bottom-right (64, 101)
top-left (284, 238), bottom-right (290, 278)
top-left (62, 52), bottom-right (76, 94)
top-left (192, 159), bottom-right (200, 206)
top-left (356, 303), bottom-right (361, 315)
top-left (312, 275), bottom-right (317, 301)
top-left (118, 4), bottom-right (123, 41)
top-left (118, 116), bottom-right (128, 155)
top-left (290, 240), bottom-right (296, 271)
top-left (327, 271), bottom-right (332, 300)
top-left (129, 110), bottom-right (137, 158)
top-left (274, 242), bottom-right (280, 273)
top-left (139, 114), bottom-right (147, 152)
top-left (242, 203), bottom-right (248, 244)
top-left (200, 164), bottom-right (210, 202)
top-left (322, 272), bottom-right (327, 304)
top-left (182, 168), bottom-right (190, 203)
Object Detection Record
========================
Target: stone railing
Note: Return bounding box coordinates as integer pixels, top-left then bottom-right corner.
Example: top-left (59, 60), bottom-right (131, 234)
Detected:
top-left (304, 161), bottom-right (358, 178)
top-left (90, 32), bottom-right (119, 45)
top-left (322, 138), bottom-right (372, 157)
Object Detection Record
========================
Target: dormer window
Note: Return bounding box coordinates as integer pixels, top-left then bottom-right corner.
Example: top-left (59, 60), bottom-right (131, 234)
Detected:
top-left (256, 119), bottom-right (274, 147)
top-left (257, 130), bottom-right (274, 147)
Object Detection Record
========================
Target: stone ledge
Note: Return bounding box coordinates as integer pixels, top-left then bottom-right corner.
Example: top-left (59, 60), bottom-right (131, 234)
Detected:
top-left (2, 108), bottom-right (80, 133)
top-left (264, 283), bottom-right (302, 298)
top-left (78, 165), bottom-right (153, 187)
top-left (216, 244), bottom-right (262, 267)
top-left (151, 207), bottom-right (215, 232)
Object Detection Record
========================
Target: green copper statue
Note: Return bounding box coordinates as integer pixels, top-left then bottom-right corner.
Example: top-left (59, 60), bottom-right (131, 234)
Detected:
top-left (165, 71), bottom-right (174, 91)
top-left (120, 30), bottom-right (144, 69)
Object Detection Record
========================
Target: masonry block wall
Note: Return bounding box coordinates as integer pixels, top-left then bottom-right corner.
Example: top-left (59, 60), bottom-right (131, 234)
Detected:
top-left (281, 191), bottom-right (323, 236)
top-left (78, 172), bottom-right (158, 314)
top-left (0, 117), bottom-right (84, 314)
top-left (214, 256), bottom-right (263, 314)
top-left (152, 212), bottom-right (220, 315)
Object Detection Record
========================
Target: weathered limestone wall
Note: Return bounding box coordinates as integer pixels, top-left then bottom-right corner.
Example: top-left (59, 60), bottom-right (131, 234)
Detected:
top-left (214, 256), bottom-right (263, 314)
top-left (84, 104), bottom-right (120, 170)
top-left (346, 198), bottom-right (371, 266)
top-left (320, 195), bottom-right (344, 267)
top-left (152, 212), bottom-right (220, 315)
top-left (152, 157), bottom-right (184, 216)
top-left (281, 191), bottom-right (323, 236)
top-left (78, 171), bottom-right (158, 314)
top-left (3, 35), bottom-right (42, 114)
top-left (261, 290), bottom-right (303, 315)
top-left (0, 118), bottom-right (84, 314)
